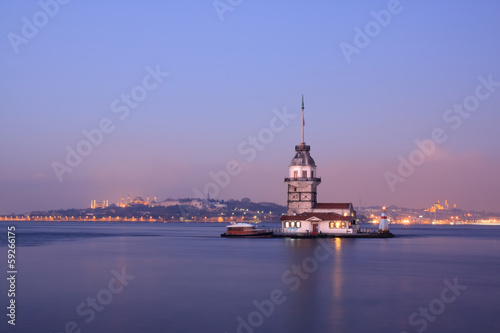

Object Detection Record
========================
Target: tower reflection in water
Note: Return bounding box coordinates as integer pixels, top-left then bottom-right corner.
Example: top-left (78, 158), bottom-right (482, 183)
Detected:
top-left (281, 238), bottom-right (348, 332)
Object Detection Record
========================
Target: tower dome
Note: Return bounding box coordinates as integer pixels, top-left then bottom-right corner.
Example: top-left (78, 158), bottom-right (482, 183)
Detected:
top-left (288, 143), bottom-right (318, 180)
top-left (290, 143), bottom-right (316, 167)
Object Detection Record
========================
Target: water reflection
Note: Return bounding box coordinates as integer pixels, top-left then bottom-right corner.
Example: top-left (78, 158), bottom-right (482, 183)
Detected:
top-left (333, 238), bottom-right (343, 300)
top-left (280, 238), bottom-right (348, 332)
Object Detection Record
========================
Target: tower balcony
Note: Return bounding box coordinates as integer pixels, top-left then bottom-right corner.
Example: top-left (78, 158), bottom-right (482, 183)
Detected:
top-left (284, 177), bottom-right (321, 182)
top-left (295, 144), bottom-right (311, 152)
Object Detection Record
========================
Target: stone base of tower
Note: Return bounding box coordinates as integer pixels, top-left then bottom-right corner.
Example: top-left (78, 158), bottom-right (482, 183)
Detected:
top-left (270, 229), bottom-right (395, 239)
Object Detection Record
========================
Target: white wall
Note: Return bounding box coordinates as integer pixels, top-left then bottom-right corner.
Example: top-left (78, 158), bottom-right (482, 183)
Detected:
top-left (320, 221), bottom-right (349, 234)
top-left (289, 165), bottom-right (316, 178)
top-left (282, 220), bottom-right (353, 234)
top-left (282, 220), bottom-right (311, 233)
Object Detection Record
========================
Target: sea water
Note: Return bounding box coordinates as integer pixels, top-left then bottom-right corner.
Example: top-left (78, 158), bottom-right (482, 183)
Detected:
top-left (0, 222), bottom-right (499, 333)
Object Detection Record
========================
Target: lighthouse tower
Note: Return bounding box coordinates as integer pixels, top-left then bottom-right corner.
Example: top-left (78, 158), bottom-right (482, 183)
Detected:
top-left (378, 206), bottom-right (389, 233)
top-left (284, 96), bottom-right (321, 215)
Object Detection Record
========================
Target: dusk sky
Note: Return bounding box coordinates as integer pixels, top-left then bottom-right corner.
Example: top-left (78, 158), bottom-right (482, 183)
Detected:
top-left (1, 0), bottom-right (499, 214)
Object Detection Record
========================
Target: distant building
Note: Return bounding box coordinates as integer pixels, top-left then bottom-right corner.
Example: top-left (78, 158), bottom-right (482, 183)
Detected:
top-left (129, 196), bottom-right (148, 205)
top-left (116, 195), bottom-right (153, 207)
top-left (213, 202), bottom-right (227, 209)
top-left (150, 198), bottom-right (205, 209)
top-left (280, 97), bottom-right (357, 235)
top-left (188, 199), bottom-right (204, 209)
top-left (425, 200), bottom-right (456, 213)
top-left (91, 200), bottom-right (109, 209)
top-left (118, 196), bottom-right (127, 208)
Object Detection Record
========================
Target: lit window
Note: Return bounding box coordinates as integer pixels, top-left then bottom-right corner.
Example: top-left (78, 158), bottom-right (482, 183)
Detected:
top-left (285, 222), bottom-right (290, 228)
top-left (341, 222), bottom-right (346, 228)
top-left (296, 222), bottom-right (301, 228)
top-left (335, 222), bottom-right (340, 228)
top-left (290, 221), bottom-right (295, 228)
top-left (330, 222), bottom-right (335, 229)
top-left (293, 171), bottom-right (298, 178)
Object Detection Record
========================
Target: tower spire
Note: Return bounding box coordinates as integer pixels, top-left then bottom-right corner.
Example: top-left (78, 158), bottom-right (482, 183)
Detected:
top-left (301, 95), bottom-right (305, 144)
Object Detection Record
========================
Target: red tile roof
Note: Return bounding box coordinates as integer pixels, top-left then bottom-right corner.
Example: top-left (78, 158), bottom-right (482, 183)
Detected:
top-left (314, 203), bottom-right (352, 209)
top-left (280, 212), bottom-right (351, 221)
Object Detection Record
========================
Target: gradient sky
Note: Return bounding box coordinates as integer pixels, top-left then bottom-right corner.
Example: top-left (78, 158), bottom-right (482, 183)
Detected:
top-left (1, 0), bottom-right (499, 214)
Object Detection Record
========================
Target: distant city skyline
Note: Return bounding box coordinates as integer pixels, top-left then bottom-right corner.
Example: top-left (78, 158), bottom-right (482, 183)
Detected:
top-left (1, 1), bottom-right (499, 214)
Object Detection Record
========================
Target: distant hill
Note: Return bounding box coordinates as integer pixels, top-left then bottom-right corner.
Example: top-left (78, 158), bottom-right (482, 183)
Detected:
top-left (1, 198), bottom-right (287, 222)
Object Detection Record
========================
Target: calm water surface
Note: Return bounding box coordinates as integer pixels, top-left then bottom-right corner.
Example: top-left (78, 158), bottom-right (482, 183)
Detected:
top-left (0, 222), bottom-right (499, 333)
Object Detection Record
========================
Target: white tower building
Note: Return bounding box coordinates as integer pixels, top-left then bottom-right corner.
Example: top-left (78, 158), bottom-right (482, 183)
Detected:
top-left (280, 96), bottom-right (357, 235)
top-left (284, 96), bottom-right (321, 215)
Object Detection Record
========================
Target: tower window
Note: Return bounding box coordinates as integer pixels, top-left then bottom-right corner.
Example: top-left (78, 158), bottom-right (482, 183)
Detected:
top-left (311, 171), bottom-right (314, 177)
top-left (302, 171), bottom-right (307, 178)
top-left (293, 171), bottom-right (298, 179)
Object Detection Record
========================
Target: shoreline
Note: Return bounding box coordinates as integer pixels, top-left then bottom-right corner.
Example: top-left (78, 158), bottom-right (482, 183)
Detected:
top-left (0, 219), bottom-right (498, 226)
